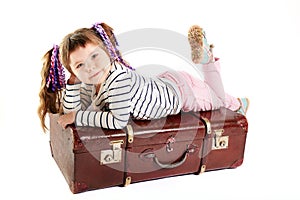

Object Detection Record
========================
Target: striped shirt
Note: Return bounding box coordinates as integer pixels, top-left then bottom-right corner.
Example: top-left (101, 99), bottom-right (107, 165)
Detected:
top-left (63, 62), bottom-right (182, 129)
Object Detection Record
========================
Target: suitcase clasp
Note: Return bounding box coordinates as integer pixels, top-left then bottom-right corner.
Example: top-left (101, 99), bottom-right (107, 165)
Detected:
top-left (100, 140), bottom-right (124, 165)
top-left (166, 136), bottom-right (176, 152)
top-left (212, 129), bottom-right (229, 150)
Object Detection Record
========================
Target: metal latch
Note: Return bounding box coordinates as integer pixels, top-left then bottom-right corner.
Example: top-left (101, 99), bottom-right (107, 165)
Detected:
top-left (212, 129), bottom-right (229, 150)
top-left (100, 140), bottom-right (124, 165)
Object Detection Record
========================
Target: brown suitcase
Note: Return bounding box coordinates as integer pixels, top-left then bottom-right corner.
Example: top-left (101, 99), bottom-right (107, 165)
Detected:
top-left (49, 107), bottom-right (248, 193)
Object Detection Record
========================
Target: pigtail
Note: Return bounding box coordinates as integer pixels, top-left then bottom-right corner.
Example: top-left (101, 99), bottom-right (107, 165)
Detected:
top-left (92, 22), bottom-right (134, 70)
top-left (38, 46), bottom-right (66, 132)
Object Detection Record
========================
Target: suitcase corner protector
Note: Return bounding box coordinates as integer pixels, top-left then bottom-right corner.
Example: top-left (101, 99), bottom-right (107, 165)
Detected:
top-left (124, 176), bottom-right (131, 187)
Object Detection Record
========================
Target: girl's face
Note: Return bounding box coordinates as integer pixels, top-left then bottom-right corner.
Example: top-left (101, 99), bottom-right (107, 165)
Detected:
top-left (69, 43), bottom-right (112, 85)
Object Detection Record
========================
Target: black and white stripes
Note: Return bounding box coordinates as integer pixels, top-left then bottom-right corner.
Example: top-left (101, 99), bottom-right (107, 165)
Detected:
top-left (63, 62), bottom-right (182, 129)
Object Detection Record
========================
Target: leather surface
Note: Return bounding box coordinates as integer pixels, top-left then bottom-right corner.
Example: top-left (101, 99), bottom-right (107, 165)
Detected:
top-left (197, 108), bottom-right (248, 171)
top-left (49, 108), bottom-right (248, 193)
top-left (125, 112), bottom-right (205, 183)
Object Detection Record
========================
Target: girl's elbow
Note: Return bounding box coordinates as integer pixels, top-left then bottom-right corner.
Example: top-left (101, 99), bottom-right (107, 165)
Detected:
top-left (114, 119), bottom-right (129, 130)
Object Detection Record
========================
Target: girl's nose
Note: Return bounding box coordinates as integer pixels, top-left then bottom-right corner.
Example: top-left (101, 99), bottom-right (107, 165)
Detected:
top-left (86, 67), bottom-right (92, 73)
top-left (85, 61), bottom-right (95, 73)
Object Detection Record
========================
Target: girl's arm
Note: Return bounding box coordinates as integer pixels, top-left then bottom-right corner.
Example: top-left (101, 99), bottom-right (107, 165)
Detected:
top-left (62, 74), bottom-right (92, 113)
top-left (59, 69), bottom-right (132, 130)
top-left (62, 83), bottom-right (82, 113)
top-left (75, 71), bottom-right (132, 129)
top-left (62, 74), bottom-right (82, 113)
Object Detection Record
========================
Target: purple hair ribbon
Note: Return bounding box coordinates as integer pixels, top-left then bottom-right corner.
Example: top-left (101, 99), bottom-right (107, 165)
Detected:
top-left (92, 23), bottom-right (134, 70)
top-left (46, 45), bottom-right (66, 92)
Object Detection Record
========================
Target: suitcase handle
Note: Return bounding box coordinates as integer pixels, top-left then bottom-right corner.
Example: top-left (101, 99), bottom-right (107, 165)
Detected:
top-left (143, 148), bottom-right (192, 169)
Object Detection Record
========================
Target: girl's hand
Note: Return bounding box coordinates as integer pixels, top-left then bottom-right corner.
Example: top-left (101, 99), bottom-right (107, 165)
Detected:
top-left (57, 111), bottom-right (77, 129)
top-left (67, 73), bottom-right (81, 84)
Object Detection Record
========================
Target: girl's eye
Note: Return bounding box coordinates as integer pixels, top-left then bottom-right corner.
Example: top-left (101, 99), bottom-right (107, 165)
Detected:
top-left (91, 53), bottom-right (98, 59)
top-left (76, 63), bottom-right (84, 69)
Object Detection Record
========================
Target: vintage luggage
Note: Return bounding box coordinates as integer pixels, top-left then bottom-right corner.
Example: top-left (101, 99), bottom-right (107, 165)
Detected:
top-left (49, 107), bottom-right (248, 193)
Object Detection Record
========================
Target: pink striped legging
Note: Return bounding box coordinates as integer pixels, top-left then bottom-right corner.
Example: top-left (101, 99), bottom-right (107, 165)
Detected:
top-left (159, 58), bottom-right (240, 112)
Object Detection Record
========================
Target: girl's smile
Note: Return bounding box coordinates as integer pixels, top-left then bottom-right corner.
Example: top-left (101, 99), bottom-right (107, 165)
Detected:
top-left (90, 70), bottom-right (102, 79)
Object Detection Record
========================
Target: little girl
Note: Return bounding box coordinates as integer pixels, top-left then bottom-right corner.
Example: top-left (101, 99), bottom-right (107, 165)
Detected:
top-left (38, 22), bottom-right (249, 131)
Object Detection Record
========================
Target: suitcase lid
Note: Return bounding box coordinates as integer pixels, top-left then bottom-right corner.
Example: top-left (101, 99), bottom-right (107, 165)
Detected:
top-left (70, 125), bottom-right (127, 153)
top-left (50, 112), bottom-right (206, 153)
top-left (126, 112), bottom-right (206, 147)
top-left (198, 107), bottom-right (248, 137)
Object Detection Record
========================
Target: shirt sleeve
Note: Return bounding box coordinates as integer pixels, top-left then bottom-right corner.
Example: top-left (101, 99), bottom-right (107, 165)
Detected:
top-left (63, 83), bottom-right (82, 113)
top-left (75, 70), bottom-right (132, 129)
top-left (62, 83), bottom-right (93, 113)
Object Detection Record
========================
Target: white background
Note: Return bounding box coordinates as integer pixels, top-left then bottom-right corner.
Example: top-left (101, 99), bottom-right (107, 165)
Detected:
top-left (1, 0), bottom-right (300, 199)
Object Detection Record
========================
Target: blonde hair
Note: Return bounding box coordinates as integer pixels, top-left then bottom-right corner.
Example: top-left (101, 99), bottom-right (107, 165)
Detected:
top-left (38, 49), bottom-right (64, 132)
